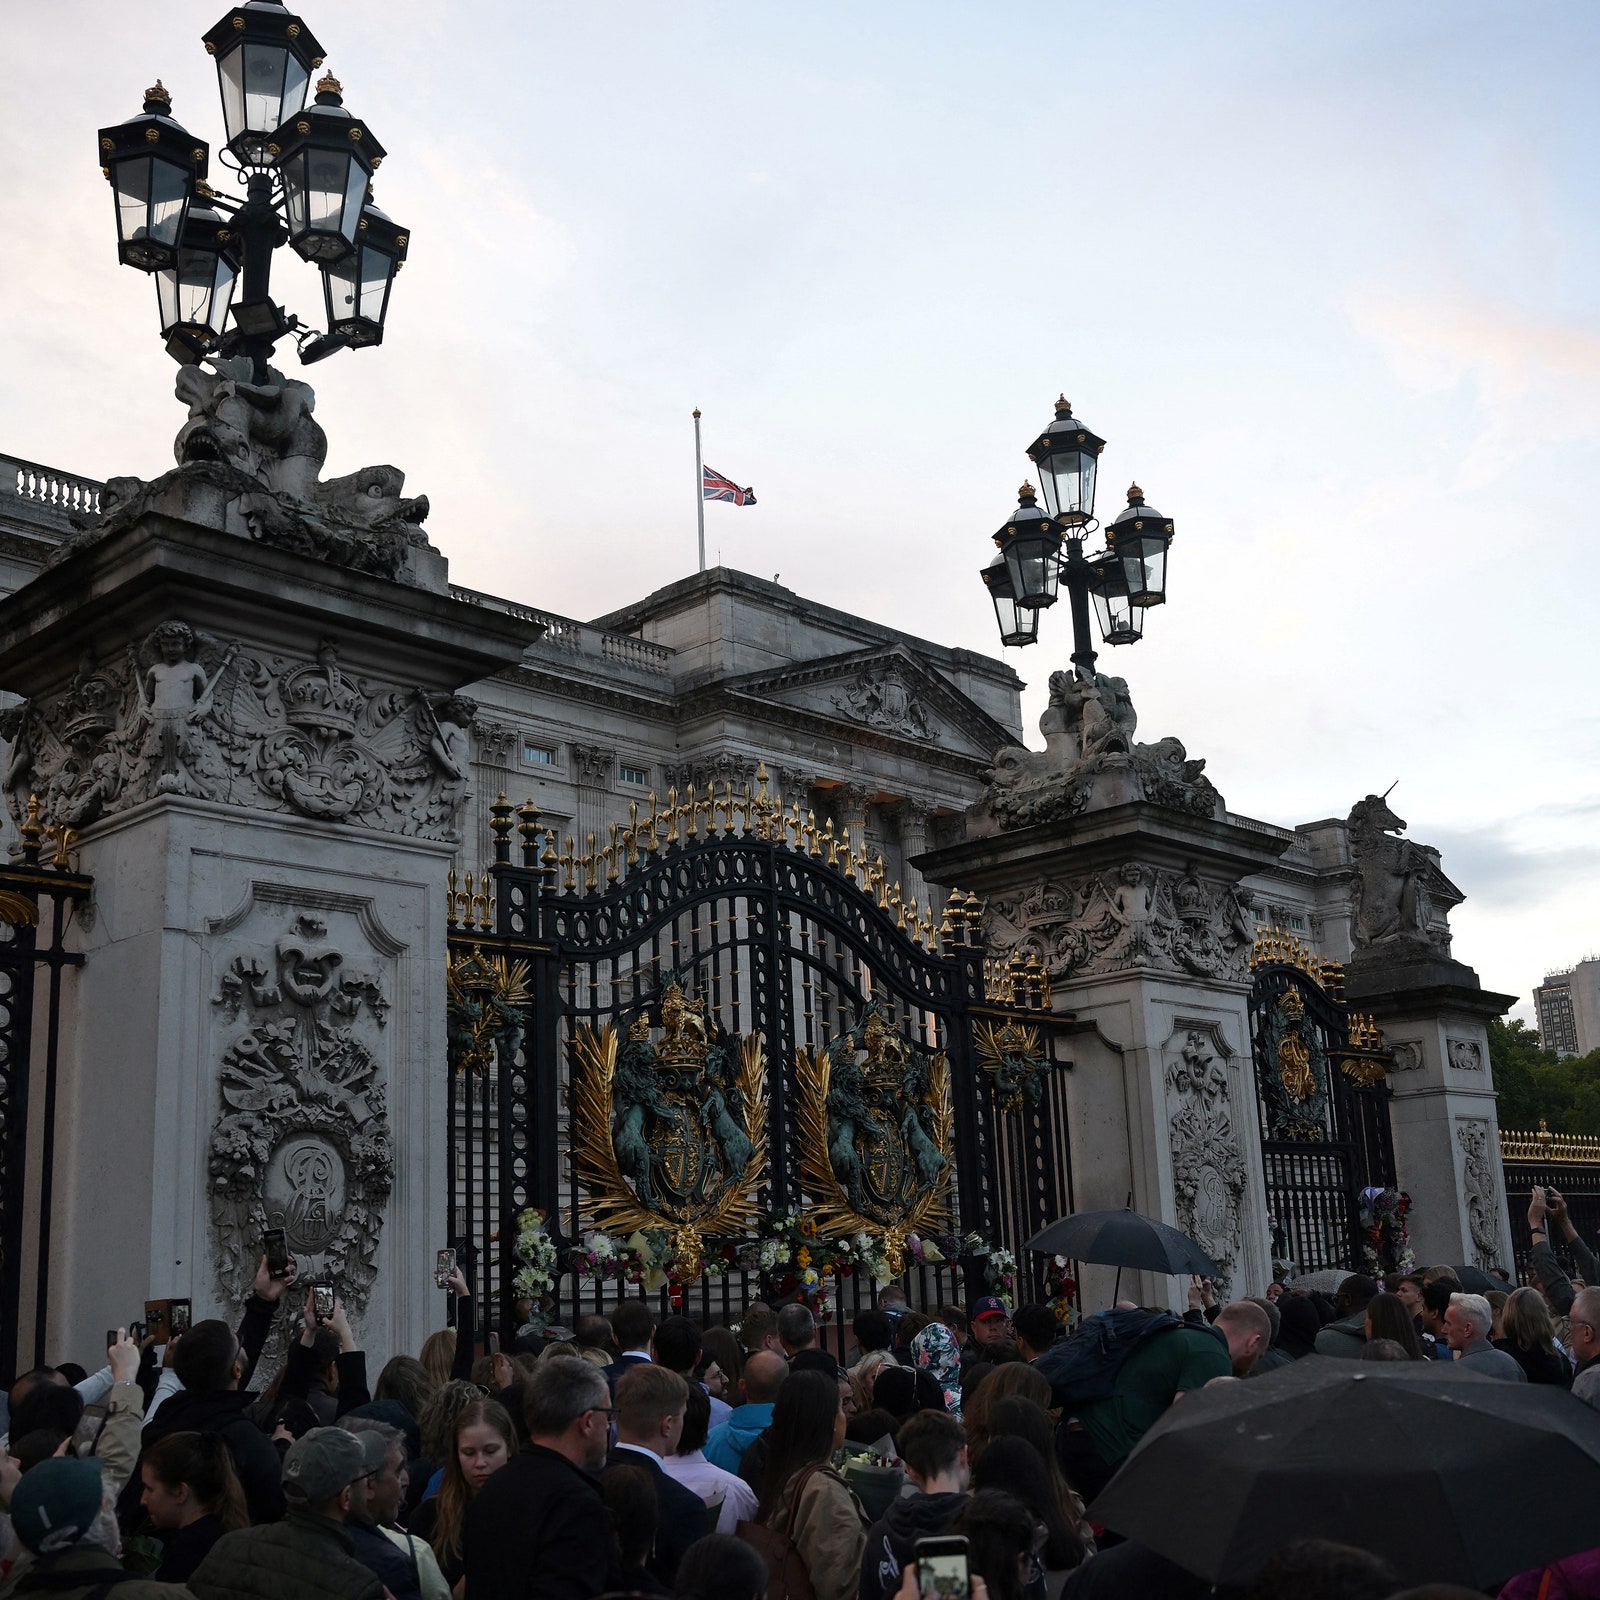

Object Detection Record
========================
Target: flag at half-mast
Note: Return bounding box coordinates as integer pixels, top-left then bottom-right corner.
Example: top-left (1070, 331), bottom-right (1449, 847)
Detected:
top-left (702, 465), bottom-right (757, 506)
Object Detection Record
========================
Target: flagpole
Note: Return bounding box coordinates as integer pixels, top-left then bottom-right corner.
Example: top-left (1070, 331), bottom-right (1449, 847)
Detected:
top-left (693, 408), bottom-right (705, 573)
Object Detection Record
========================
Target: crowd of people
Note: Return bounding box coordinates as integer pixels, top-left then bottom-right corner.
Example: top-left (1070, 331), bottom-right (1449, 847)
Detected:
top-left (0, 1186), bottom-right (1596, 1600)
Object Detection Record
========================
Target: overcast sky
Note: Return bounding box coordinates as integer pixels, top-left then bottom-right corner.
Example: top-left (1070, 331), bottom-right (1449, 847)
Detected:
top-left (3, 2), bottom-right (1597, 1020)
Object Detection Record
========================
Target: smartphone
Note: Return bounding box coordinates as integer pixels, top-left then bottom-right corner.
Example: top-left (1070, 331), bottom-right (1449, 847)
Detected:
top-left (169, 1299), bottom-right (192, 1337)
top-left (312, 1282), bottom-right (336, 1323)
top-left (144, 1300), bottom-right (170, 1342)
top-left (435, 1247), bottom-right (456, 1289)
top-left (106, 1329), bottom-right (119, 1353)
top-left (915, 1535), bottom-right (970, 1600)
top-left (264, 1227), bottom-right (291, 1280)
top-left (127, 1320), bottom-right (146, 1344)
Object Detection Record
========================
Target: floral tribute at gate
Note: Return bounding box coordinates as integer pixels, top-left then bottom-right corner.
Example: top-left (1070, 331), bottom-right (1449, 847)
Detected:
top-left (1358, 1186), bottom-right (1415, 1276)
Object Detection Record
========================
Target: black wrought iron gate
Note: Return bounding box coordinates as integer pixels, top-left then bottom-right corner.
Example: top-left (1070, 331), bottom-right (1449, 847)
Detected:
top-left (0, 813), bottom-right (91, 1385)
top-left (446, 773), bottom-right (1074, 1338)
top-left (1248, 931), bottom-right (1397, 1276)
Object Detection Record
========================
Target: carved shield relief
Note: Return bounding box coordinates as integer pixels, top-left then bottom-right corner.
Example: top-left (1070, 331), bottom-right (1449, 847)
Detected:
top-left (206, 889), bottom-right (401, 1323)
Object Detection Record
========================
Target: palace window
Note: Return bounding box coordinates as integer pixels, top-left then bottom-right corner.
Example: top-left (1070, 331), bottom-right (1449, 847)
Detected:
top-left (620, 764), bottom-right (649, 786)
top-left (523, 741), bottom-right (556, 766)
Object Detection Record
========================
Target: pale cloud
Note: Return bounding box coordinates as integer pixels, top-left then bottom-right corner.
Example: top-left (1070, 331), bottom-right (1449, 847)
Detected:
top-left (1344, 283), bottom-right (1600, 467)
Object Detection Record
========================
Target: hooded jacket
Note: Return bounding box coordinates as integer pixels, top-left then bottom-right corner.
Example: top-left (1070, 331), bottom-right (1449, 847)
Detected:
top-left (1312, 1310), bottom-right (1369, 1359)
top-left (703, 1401), bottom-right (774, 1474)
top-left (858, 1490), bottom-right (970, 1600)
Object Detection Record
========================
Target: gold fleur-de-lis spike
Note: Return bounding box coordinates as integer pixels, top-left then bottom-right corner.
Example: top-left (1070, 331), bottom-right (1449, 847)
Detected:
top-left (626, 803), bottom-right (641, 868)
top-left (820, 818), bottom-right (838, 865)
top-left (663, 786), bottom-right (680, 844)
top-left (446, 868), bottom-right (459, 925)
top-left (803, 809), bottom-right (818, 854)
top-left (584, 833), bottom-right (599, 891)
top-left (719, 779), bottom-right (735, 834)
top-left (606, 824), bottom-right (621, 883)
top-left (460, 869), bottom-right (475, 921)
top-left (471, 887), bottom-right (491, 929)
top-left (683, 782), bottom-right (699, 839)
top-left (562, 836), bottom-right (577, 891)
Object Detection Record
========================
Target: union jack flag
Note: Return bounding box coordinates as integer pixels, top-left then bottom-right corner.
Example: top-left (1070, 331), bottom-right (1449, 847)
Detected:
top-left (702, 466), bottom-right (756, 506)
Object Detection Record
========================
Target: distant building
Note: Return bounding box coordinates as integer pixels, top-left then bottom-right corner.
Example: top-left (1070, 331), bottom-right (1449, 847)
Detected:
top-left (1535, 963), bottom-right (1600, 1058)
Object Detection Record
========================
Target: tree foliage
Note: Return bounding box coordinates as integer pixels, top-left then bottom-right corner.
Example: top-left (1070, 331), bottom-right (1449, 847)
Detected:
top-left (1490, 1019), bottom-right (1600, 1136)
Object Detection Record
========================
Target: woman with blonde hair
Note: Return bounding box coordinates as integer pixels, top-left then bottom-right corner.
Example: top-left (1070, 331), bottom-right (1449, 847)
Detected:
top-left (408, 1397), bottom-right (518, 1594)
top-left (1494, 1286), bottom-right (1573, 1386)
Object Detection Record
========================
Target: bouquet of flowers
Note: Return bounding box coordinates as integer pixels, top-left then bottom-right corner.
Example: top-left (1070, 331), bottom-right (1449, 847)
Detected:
top-left (1043, 1254), bottom-right (1077, 1326)
top-left (513, 1208), bottom-right (559, 1304)
top-left (1358, 1187), bottom-right (1414, 1276)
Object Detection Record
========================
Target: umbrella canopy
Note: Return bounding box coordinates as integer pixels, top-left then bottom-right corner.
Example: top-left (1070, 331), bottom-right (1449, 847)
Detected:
top-left (1282, 1268), bottom-right (1355, 1295)
top-left (1451, 1264), bottom-right (1515, 1294)
top-left (1090, 1355), bottom-right (1600, 1590)
top-left (1026, 1207), bottom-right (1221, 1277)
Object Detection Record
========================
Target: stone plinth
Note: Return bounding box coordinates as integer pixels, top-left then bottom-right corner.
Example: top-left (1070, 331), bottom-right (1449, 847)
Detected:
top-left (920, 801), bottom-right (1289, 1308)
top-left (1346, 952), bottom-right (1516, 1274)
top-left (0, 509), bottom-right (536, 1370)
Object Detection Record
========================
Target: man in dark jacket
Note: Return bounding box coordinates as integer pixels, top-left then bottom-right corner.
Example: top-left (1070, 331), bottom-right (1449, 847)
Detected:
top-left (860, 1412), bottom-right (970, 1600)
top-left (188, 1427), bottom-right (388, 1600)
top-left (1312, 1273), bottom-right (1379, 1357)
top-left (609, 1364), bottom-right (712, 1586)
top-left (602, 1298), bottom-right (657, 1392)
top-left (463, 1357), bottom-right (619, 1600)
top-left (123, 1316), bottom-right (288, 1528)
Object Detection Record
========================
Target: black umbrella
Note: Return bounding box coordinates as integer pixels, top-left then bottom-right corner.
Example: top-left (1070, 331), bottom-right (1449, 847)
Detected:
top-left (1451, 1264), bottom-right (1514, 1294)
top-left (1090, 1355), bottom-right (1600, 1590)
top-left (1027, 1206), bottom-right (1221, 1280)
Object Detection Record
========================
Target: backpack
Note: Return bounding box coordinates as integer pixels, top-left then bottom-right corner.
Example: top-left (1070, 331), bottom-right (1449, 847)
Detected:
top-left (1034, 1308), bottom-right (1184, 1407)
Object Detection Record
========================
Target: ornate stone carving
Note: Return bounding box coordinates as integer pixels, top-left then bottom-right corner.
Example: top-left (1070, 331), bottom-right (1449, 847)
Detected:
top-left (3, 625), bottom-right (475, 842)
top-left (1456, 1118), bottom-right (1505, 1270)
top-left (1446, 1038), bottom-right (1484, 1072)
top-left (832, 666), bottom-right (935, 742)
top-left (1347, 792), bottom-right (1463, 957)
top-left (775, 766), bottom-right (814, 806)
top-left (52, 361), bottom-right (437, 585)
top-left (571, 982), bottom-right (767, 1275)
top-left (971, 671), bottom-right (1221, 835)
top-left (795, 1007), bottom-right (953, 1275)
top-left (571, 744), bottom-right (615, 788)
top-left (984, 862), bottom-right (1255, 983)
top-left (664, 751), bottom-right (760, 794)
top-left (1389, 1041), bottom-right (1424, 1072)
top-left (1165, 1029), bottom-right (1245, 1287)
top-left (209, 911), bottom-right (394, 1318)
top-left (474, 722), bottom-right (518, 766)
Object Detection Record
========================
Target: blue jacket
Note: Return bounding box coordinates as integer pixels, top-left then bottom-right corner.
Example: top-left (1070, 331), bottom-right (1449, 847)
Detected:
top-left (704, 1400), bottom-right (774, 1474)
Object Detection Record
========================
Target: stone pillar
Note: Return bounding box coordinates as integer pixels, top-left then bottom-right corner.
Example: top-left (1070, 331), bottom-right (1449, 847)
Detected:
top-left (1345, 955), bottom-right (1516, 1272)
top-left (920, 806), bottom-right (1289, 1309)
top-left (570, 743), bottom-right (615, 859)
top-left (0, 502), bottom-right (534, 1369)
top-left (897, 799), bottom-right (934, 914)
top-left (841, 781), bottom-right (872, 859)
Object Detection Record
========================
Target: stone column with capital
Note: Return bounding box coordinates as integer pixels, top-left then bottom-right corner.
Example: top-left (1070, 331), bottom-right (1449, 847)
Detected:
top-left (0, 382), bottom-right (537, 1374)
top-left (897, 798), bottom-right (936, 913)
top-left (570, 742), bottom-right (616, 858)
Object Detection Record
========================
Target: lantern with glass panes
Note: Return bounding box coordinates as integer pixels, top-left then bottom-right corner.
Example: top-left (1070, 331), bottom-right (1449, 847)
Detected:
top-left (97, 84), bottom-right (208, 272)
top-left (96, 3), bottom-right (409, 383)
top-left (979, 396), bottom-right (1176, 677)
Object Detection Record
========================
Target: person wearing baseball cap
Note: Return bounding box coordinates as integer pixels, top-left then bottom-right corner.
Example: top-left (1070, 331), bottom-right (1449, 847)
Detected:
top-left (964, 1296), bottom-right (1013, 1371)
top-left (7, 1455), bottom-right (191, 1597)
top-left (187, 1427), bottom-right (387, 1600)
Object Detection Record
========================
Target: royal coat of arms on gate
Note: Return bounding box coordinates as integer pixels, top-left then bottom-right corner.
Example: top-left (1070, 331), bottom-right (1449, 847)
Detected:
top-left (571, 982), bottom-right (767, 1277)
top-left (796, 1007), bottom-right (954, 1275)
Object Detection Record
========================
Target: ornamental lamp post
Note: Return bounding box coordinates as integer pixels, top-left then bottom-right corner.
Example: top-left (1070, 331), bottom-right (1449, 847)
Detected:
top-left (97, 2), bottom-right (409, 384)
top-left (980, 394), bottom-right (1175, 678)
